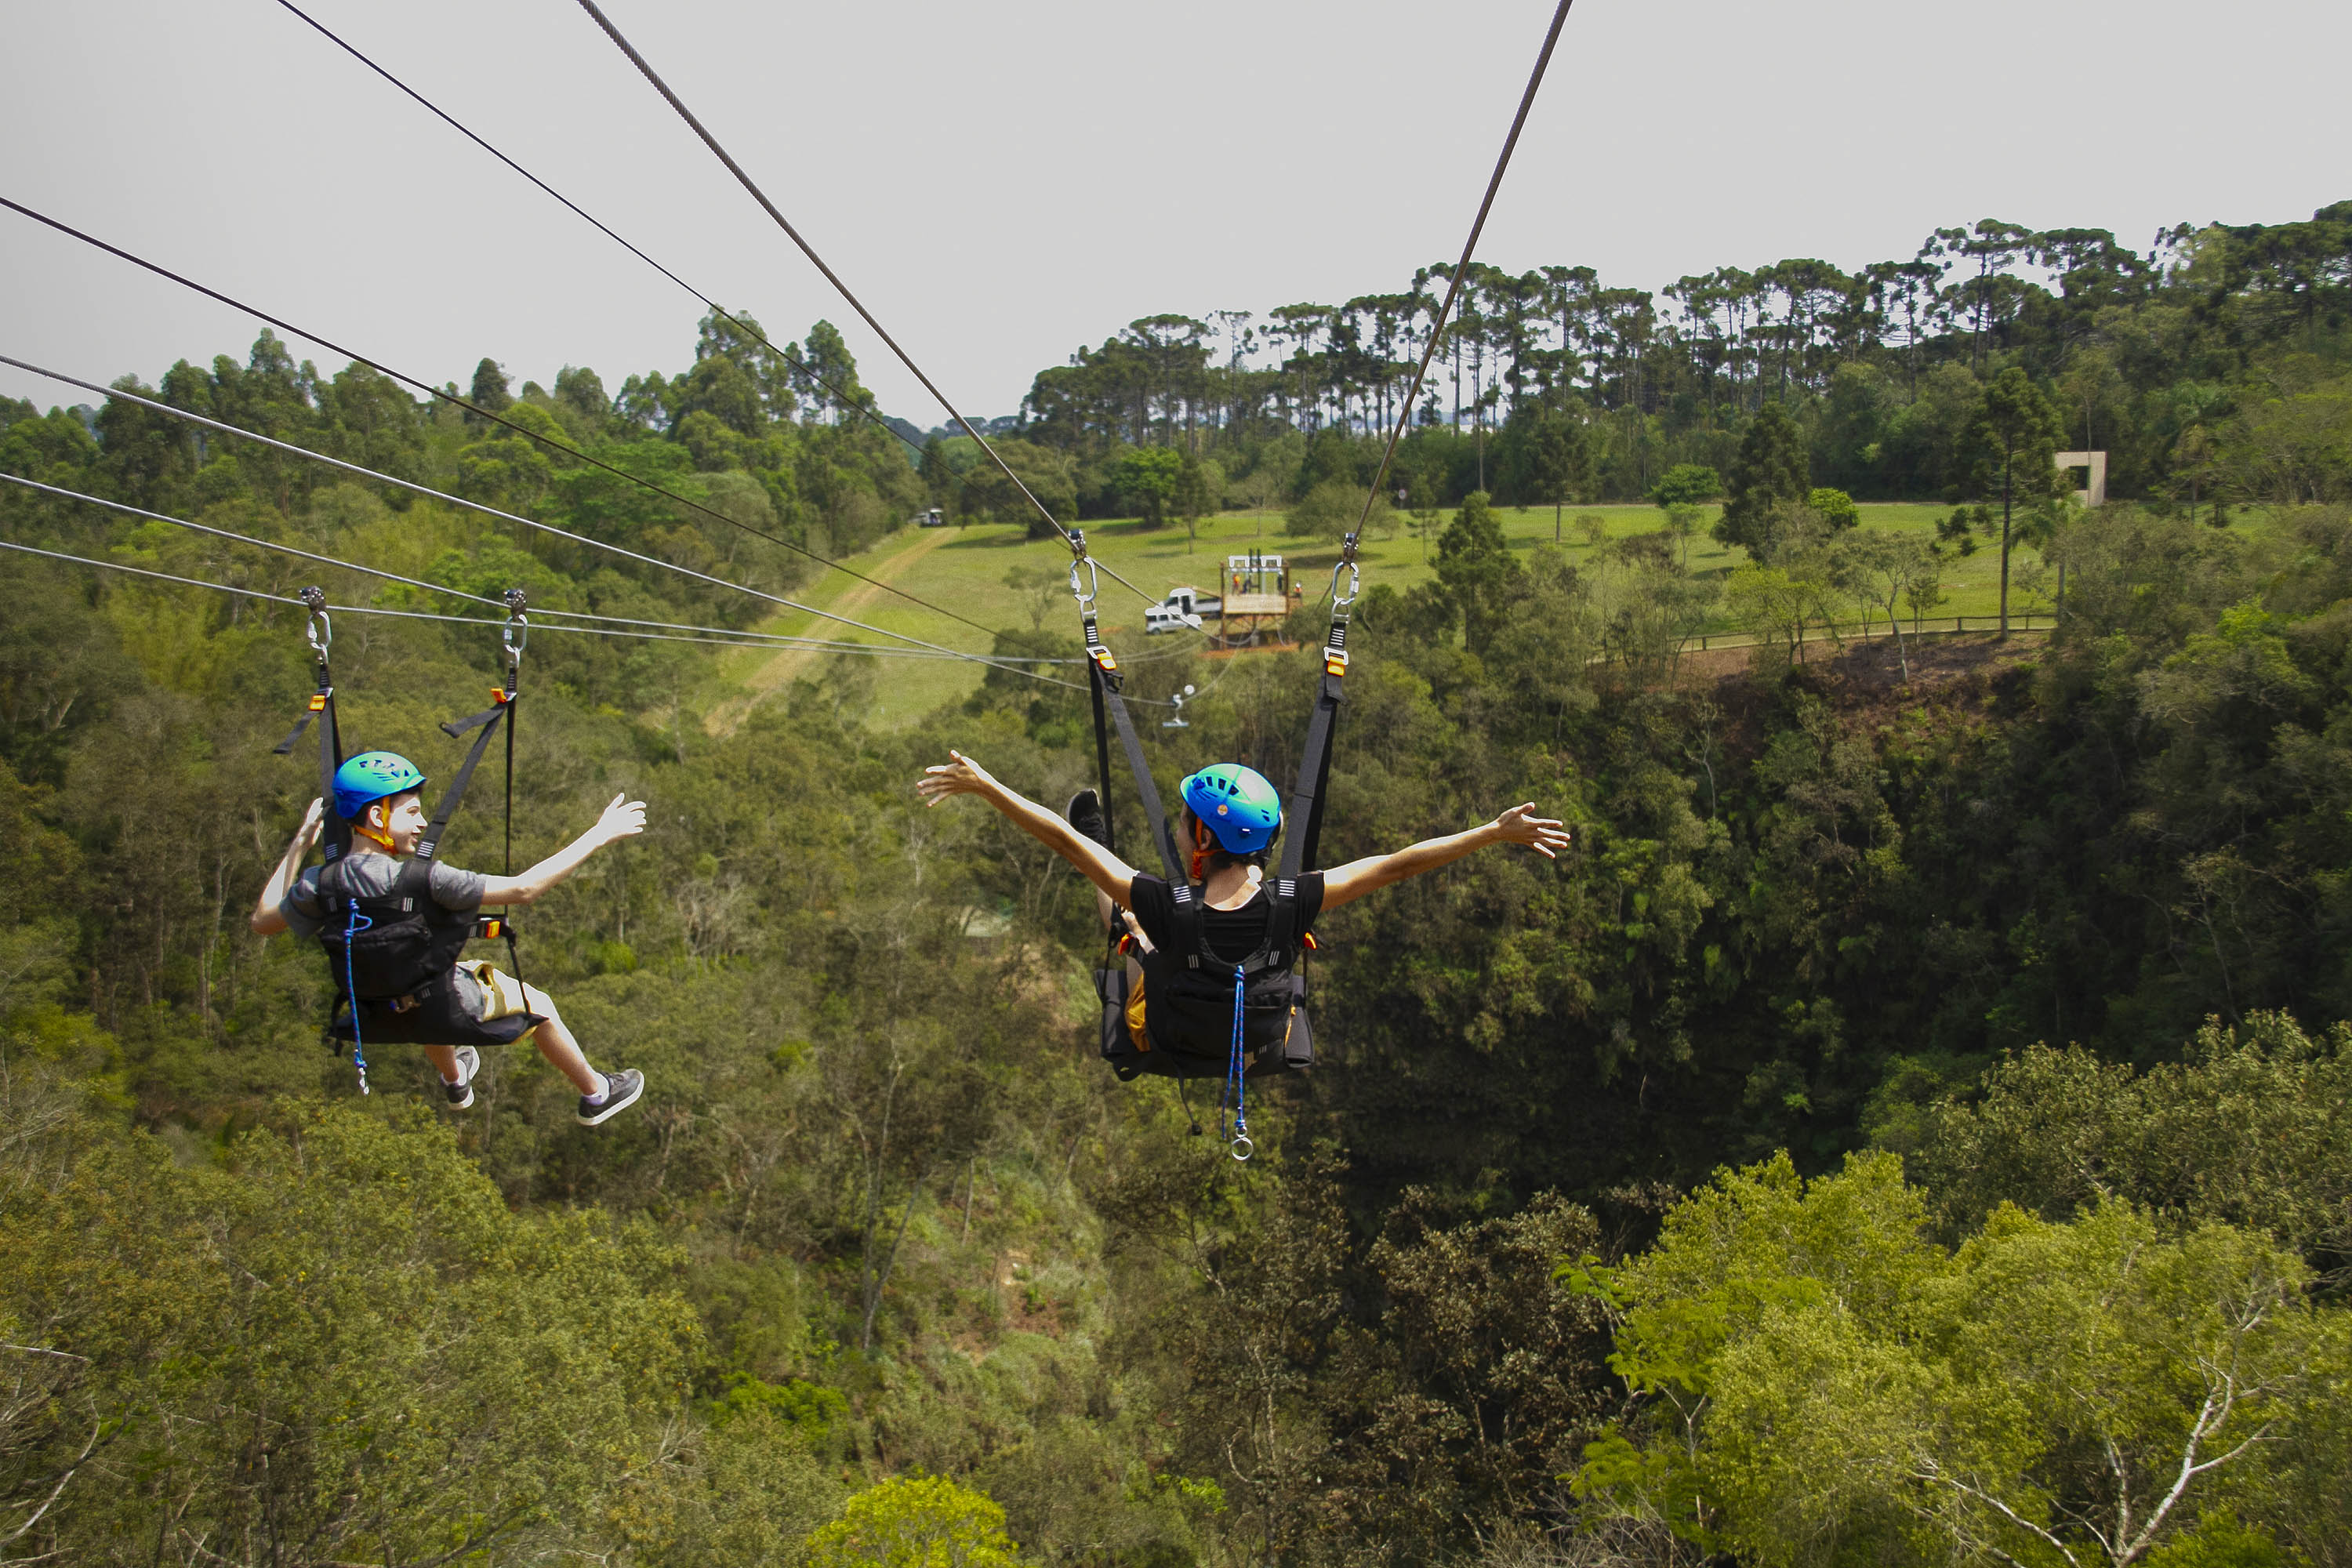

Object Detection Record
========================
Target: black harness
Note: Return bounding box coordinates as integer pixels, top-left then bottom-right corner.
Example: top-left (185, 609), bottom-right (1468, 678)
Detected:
top-left (274, 590), bottom-right (532, 1087)
top-left (1076, 535), bottom-right (1359, 1156)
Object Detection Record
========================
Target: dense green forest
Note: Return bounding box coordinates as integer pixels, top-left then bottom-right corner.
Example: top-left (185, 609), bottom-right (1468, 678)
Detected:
top-left (2, 197), bottom-right (2350, 1566)
top-left (905, 204), bottom-right (2352, 530)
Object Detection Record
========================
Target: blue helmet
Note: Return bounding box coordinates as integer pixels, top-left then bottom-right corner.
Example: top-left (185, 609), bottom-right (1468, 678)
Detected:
top-left (332, 752), bottom-right (426, 820)
top-left (1178, 763), bottom-right (1283, 855)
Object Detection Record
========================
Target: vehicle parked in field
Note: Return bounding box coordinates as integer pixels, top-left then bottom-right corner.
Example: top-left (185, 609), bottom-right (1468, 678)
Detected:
top-left (916, 507), bottom-right (947, 527)
top-left (1143, 585), bottom-right (1221, 634)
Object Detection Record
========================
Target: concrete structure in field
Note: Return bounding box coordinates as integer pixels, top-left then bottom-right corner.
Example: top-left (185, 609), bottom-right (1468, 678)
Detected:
top-left (2054, 450), bottom-right (2108, 507)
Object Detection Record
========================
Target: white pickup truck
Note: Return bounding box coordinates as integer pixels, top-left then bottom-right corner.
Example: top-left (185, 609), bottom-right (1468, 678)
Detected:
top-left (1143, 586), bottom-right (1221, 634)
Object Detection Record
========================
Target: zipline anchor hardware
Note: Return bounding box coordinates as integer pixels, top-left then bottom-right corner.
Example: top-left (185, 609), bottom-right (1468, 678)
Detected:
top-left (1068, 529), bottom-right (1119, 687)
top-left (303, 583), bottom-right (332, 666)
top-left (1323, 532), bottom-right (1361, 678)
top-left (499, 587), bottom-right (528, 701)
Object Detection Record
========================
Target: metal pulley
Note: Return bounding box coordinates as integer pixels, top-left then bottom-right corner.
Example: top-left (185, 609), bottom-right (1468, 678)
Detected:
top-left (301, 584), bottom-right (332, 664)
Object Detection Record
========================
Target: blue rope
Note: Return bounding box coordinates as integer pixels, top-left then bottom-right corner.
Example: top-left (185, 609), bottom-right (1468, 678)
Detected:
top-left (1223, 963), bottom-right (1249, 1158)
top-left (342, 901), bottom-right (371, 1096)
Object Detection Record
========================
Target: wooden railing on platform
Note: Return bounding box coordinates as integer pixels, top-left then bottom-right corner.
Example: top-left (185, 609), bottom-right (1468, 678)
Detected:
top-left (1679, 614), bottom-right (2053, 655)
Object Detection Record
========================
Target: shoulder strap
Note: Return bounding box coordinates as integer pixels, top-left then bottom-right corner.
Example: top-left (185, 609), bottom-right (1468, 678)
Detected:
top-left (399, 854), bottom-right (477, 935)
top-left (1229, 880), bottom-right (1299, 974)
top-left (1263, 879), bottom-right (1301, 956)
top-left (1171, 884), bottom-right (1208, 972)
top-left (318, 853), bottom-right (423, 913)
top-left (394, 855), bottom-right (434, 902)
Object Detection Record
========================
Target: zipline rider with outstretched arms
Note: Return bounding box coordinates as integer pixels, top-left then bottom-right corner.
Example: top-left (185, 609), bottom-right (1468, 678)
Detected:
top-left (915, 749), bottom-right (1572, 1076)
top-left (250, 753), bottom-right (650, 1126)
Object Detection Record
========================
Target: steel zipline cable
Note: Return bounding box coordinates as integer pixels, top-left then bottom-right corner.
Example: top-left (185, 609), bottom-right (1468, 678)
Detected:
top-left (269, 0), bottom-right (935, 477)
top-left (0, 195), bottom-right (1018, 644)
top-left (0, 470), bottom-right (1071, 662)
top-left (1354, 0), bottom-right (1575, 535)
top-left (0, 347), bottom-right (1112, 692)
top-left (0, 533), bottom-right (801, 653)
top-left (0, 532), bottom-right (1097, 663)
top-left (568, 0), bottom-right (1160, 608)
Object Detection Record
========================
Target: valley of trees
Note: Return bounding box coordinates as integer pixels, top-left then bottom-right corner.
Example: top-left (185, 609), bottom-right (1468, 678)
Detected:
top-left (1, 196), bottom-right (2350, 1566)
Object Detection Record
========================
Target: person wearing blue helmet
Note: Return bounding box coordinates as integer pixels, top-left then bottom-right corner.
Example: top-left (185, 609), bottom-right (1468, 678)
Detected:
top-left (250, 750), bottom-right (652, 1126)
top-left (916, 748), bottom-right (1570, 1061)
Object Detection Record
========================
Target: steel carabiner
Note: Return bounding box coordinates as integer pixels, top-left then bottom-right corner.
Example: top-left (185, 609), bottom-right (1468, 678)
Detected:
top-left (1067, 529), bottom-right (1102, 618)
top-left (301, 584), bottom-right (332, 662)
top-left (1329, 530), bottom-right (1362, 614)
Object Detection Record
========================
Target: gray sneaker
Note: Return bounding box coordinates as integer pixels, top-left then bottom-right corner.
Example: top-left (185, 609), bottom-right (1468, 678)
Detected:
top-left (442, 1046), bottom-right (481, 1110)
top-left (576, 1067), bottom-right (644, 1127)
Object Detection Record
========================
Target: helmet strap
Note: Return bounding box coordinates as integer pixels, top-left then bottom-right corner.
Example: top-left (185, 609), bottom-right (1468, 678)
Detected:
top-left (352, 800), bottom-right (397, 853)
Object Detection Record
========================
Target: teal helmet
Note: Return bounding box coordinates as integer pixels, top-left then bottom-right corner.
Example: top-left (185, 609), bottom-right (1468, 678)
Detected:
top-left (332, 752), bottom-right (426, 820)
top-left (1178, 763), bottom-right (1283, 855)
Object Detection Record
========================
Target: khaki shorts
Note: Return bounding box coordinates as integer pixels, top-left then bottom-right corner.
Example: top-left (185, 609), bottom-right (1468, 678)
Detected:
top-left (1124, 969), bottom-right (1151, 1053)
top-left (456, 960), bottom-right (532, 1022)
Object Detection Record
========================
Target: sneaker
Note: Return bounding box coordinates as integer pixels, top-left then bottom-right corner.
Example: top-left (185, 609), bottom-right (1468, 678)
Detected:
top-left (442, 1046), bottom-right (481, 1110)
top-left (576, 1067), bottom-right (644, 1127)
top-left (1067, 788), bottom-right (1111, 850)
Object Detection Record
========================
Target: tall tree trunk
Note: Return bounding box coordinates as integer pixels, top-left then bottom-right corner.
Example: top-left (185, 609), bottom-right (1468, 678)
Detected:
top-left (1998, 456), bottom-right (2013, 638)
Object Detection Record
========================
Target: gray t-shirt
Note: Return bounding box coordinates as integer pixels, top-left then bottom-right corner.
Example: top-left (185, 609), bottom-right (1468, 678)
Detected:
top-left (283, 854), bottom-right (493, 1015)
top-left (280, 853), bottom-right (487, 938)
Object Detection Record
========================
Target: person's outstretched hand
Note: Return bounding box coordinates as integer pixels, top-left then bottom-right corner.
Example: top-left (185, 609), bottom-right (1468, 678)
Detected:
top-left (1492, 803), bottom-right (1573, 858)
top-left (916, 750), bottom-right (1000, 808)
top-left (593, 793), bottom-right (648, 844)
top-left (294, 796), bottom-right (326, 853)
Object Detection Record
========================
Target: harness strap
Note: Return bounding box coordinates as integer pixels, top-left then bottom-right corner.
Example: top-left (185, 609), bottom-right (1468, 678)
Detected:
top-left (500, 677), bottom-right (524, 988)
top-left (1277, 672), bottom-right (1345, 880)
top-left (1086, 649), bottom-right (1120, 860)
top-left (274, 589), bottom-right (350, 862)
top-left (441, 590), bottom-right (531, 980)
top-left (418, 694), bottom-right (510, 862)
top-left (1084, 620), bottom-right (1190, 894)
top-left (1278, 539), bottom-right (1356, 881)
top-left (1171, 880), bottom-right (1206, 972)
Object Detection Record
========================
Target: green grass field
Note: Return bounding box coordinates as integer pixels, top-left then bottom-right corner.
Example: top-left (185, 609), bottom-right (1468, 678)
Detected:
top-left (713, 501), bottom-right (2071, 728)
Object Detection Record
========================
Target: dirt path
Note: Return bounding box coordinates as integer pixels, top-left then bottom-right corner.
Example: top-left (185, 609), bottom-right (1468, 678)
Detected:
top-left (704, 527), bottom-right (960, 735)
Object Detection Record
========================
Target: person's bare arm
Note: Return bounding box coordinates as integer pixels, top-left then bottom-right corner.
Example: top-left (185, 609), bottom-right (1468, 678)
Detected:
top-left (477, 793), bottom-right (647, 906)
top-left (249, 797), bottom-right (328, 936)
top-left (917, 750), bottom-right (1138, 905)
top-left (1320, 803), bottom-right (1571, 913)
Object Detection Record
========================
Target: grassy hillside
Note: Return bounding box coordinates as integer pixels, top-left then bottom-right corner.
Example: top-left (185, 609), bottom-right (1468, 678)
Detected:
top-left (721, 499), bottom-right (2124, 727)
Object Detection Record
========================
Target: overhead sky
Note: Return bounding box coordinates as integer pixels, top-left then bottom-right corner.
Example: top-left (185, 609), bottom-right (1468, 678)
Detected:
top-left (2, 0), bottom-right (2344, 426)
